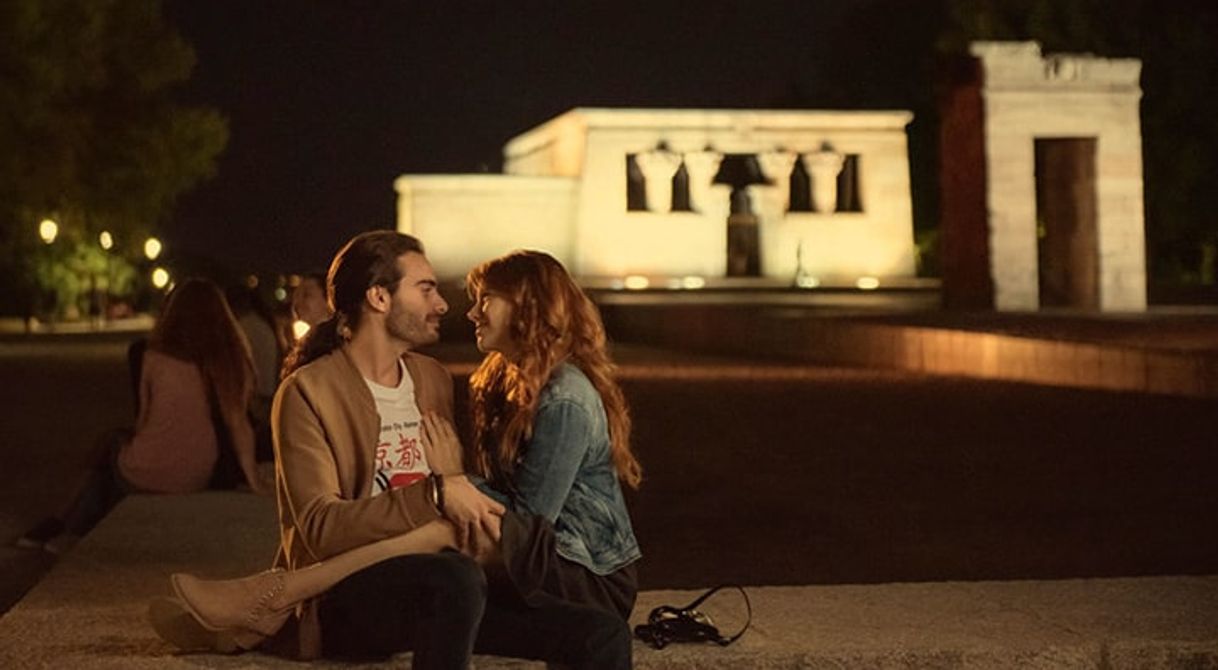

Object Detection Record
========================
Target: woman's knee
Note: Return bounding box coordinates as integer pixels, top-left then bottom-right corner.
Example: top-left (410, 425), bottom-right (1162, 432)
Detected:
top-left (427, 551), bottom-right (487, 614)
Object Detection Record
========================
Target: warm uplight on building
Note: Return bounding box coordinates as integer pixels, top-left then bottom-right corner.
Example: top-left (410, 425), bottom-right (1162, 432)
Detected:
top-left (39, 219), bottom-right (58, 244)
top-left (292, 319), bottom-right (311, 340)
top-left (99, 231), bottom-right (114, 250)
top-left (151, 267), bottom-right (170, 289)
top-left (796, 276), bottom-right (820, 288)
top-left (681, 276), bottom-right (706, 289)
top-left (623, 275), bottom-right (650, 290)
top-left (144, 237), bottom-right (163, 260)
top-left (856, 276), bottom-right (880, 290)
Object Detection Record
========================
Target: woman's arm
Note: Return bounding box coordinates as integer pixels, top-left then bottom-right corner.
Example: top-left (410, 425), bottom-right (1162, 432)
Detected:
top-left (134, 351), bottom-right (153, 432)
top-left (222, 400), bottom-right (262, 494)
top-left (509, 398), bottom-right (594, 522)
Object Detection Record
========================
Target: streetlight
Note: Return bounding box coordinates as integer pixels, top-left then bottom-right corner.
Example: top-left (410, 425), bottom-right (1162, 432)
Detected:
top-left (31, 219), bottom-right (61, 329)
top-left (39, 219), bottom-right (58, 244)
top-left (96, 231), bottom-right (115, 326)
top-left (151, 266), bottom-right (170, 290)
top-left (144, 237), bottom-right (163, 261)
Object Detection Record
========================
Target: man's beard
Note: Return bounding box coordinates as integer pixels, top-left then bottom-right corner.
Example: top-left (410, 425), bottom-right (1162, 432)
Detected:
top-left (386, 305), bottom-right (438, 347)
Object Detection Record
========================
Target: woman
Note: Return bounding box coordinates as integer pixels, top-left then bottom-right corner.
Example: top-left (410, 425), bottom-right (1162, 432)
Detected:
top-left (17, 278), bottom-right (262, 552)
top-left (463, 249), bottom-right (642, 621)
top-left (151, 250), bottom-right (642, 663)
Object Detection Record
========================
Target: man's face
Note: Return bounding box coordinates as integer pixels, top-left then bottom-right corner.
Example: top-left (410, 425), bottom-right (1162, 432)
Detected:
top-left (385, 252), bottom-right (448, 348)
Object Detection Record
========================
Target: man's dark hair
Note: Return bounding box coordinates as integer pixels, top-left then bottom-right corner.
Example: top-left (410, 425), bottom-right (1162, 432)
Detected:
top-left (282, 231), bottom-right (425, 377)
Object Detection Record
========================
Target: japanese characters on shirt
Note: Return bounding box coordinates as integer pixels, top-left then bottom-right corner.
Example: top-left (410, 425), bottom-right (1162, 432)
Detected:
top-left (364, 359), bottom-right (431, 496)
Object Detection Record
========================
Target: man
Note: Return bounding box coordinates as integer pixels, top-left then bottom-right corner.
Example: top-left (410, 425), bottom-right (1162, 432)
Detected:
top-left (269, 231), bottom-right (630, 668)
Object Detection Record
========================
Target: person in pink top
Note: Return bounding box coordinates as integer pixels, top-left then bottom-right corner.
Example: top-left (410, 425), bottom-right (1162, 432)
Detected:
top-left (17, 278), bottom-right (264, 553)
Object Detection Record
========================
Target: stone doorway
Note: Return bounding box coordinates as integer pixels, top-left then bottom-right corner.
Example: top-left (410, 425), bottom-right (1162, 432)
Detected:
top-left (727, 185), bottom-right (761, 276)
top-left (717, 155), bottom-right (764, 277)
top-left (1035, 138), bottom-right (1099, 309)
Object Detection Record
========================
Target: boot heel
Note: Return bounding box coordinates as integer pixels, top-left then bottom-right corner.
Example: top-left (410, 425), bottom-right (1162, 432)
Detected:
top-left (148, 597), bottom-right (244, 653)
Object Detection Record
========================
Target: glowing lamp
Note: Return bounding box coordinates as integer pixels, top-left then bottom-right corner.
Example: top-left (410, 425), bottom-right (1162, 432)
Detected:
top-left (856, 277), bottom-right (880, 290)
top-left (99, 231), bottom-right (114, 250)
top-left (144, 237), bottom-right (163, 260)
top-left (151, 267), bottom-right (170, 289)
top-left (623, 275), bottom-right (650, 290)
top-left (39, 219), bottom-right (58, 244)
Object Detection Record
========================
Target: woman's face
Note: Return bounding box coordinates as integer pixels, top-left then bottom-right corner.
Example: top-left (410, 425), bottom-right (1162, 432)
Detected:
top-left (467, 289), bottom-right (517, 357)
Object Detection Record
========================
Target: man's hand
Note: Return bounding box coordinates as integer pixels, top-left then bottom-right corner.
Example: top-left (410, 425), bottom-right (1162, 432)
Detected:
top-left (441, 474), bottom-right (504, 554)
top-left (421, 412), bottom-right (464, 475)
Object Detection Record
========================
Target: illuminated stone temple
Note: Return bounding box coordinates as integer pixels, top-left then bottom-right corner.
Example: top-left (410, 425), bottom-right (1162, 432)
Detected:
top-left (396, 108), bottom-right (917, 286)
top-left (940, 42), bottom-right (1147, 312)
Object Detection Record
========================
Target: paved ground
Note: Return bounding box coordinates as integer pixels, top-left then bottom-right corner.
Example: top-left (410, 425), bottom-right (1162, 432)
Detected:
top-left (4, 492), bottom-right (1216, 669)
top-left (3, 321), bottom-right (1217, 614)
top-left (0, 333), bottom-right (136, 613)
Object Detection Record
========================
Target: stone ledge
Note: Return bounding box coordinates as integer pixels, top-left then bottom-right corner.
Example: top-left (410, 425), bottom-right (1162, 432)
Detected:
top-left (603, 306), bottom-right (1218, 399)
top-left (2, 494), bottom-right (1217, 669)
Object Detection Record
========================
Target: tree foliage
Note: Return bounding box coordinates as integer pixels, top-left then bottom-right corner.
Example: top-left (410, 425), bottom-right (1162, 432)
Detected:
top-left (0, 0), bottom-right (228, 315)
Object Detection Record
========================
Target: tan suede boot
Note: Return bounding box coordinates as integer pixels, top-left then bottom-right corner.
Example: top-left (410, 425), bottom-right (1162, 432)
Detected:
top-left (147, 597), bottom-right (265, 653)
top-left (171, 570), bottom-right (293, 637)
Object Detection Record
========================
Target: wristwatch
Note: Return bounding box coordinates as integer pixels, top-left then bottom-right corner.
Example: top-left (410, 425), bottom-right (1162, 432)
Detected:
top-left (429, 473), bottom-right (445, 515)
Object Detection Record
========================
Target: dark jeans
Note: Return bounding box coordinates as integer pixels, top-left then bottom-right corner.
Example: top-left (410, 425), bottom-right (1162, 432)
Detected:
top-left (62, 427), bottom-right (134, 536)
top-left (476, 587), bottom-right (632, 670)
top-left (318, 552), bottom-right (631, 670)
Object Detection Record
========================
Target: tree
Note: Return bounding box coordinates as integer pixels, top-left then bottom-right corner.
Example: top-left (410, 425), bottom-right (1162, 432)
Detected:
top-left (0, 0), bottom-right (228, 317)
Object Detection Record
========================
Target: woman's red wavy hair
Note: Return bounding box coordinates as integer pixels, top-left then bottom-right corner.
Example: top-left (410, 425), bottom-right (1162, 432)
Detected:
top-left (466, 251), bottom-right (641, 489)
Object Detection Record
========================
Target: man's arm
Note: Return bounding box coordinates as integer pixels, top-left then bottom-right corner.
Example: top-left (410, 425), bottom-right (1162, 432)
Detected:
top-left (420, 411), bottom-right (505, 549)
top-left (273, 379), bottom-right (442, 562)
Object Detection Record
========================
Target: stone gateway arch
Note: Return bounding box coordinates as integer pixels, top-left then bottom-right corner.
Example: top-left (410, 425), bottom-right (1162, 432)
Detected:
top-left (940, 41), bottom-right (1146, 312)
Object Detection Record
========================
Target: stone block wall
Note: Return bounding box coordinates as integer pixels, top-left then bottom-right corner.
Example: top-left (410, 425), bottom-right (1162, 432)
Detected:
top-left (941, 42), bottom-right (1146, 312)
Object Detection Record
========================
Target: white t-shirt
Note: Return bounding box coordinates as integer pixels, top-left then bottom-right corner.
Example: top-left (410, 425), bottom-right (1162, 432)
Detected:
top-left (364, 359), bottom-right (431, 496)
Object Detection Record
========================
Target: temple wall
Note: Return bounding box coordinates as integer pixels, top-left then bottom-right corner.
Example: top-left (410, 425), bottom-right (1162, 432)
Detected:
top-left (394, 175), bottom-right (577, 279)
top-left (399, 108), bottom-right (918, 283)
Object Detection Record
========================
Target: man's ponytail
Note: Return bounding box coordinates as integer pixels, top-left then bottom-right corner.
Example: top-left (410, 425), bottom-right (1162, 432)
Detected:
top-left (280, 315), bottom-right (343, 379)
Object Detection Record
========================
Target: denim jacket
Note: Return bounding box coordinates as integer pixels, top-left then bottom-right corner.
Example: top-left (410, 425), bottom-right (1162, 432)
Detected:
top-left (478, 363), bottom-right (641, 575)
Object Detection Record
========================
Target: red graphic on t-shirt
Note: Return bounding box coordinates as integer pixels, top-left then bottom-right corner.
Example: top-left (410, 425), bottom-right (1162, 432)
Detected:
top-left (375, 432), bottom-right (426, 490)
top-left (390, 472), bottom-right (426, 489)
top-left (396, 434), bottom-right (421, 468)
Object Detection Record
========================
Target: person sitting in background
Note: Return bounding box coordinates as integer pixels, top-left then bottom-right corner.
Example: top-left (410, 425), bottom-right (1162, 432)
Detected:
top-left (225, 283), bottom-right (283, 428)
top-left (16, 278), bottom-right (266, 554)
top-left (290, 272), bottom-right (331, 340)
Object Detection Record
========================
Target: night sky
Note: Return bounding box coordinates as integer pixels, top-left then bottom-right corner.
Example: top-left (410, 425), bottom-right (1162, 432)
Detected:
top-left (161, 1), bottom-right (905, 275)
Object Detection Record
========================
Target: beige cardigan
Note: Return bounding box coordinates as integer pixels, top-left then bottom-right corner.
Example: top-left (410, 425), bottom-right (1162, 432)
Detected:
top-left (267, 346), bottom-right (453, 658)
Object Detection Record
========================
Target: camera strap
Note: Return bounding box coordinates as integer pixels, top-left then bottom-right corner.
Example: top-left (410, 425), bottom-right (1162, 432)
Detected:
top-left (633, 584), bottom-right (752, 650)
